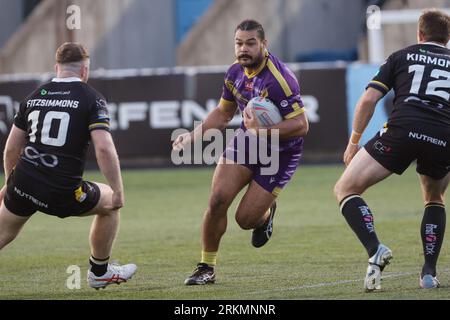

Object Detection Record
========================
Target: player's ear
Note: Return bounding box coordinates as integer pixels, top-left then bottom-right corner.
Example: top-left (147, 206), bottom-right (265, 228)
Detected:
top-left (81, 65), bottom-right (89, 82)
top-left (417, 30), bottom-right (425, 43)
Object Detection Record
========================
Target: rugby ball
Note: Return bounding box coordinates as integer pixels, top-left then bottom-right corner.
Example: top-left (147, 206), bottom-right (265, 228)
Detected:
top-left (247, 96), bottom-right (283, 127)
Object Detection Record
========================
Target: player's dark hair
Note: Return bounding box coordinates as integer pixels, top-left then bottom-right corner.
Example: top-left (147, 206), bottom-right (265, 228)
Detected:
top-left (419, 9), bottom-right (450, 44)
top-left (235, 19), bottom-right (265, 40)
top-left (56, 42), bottom-right (90, 64)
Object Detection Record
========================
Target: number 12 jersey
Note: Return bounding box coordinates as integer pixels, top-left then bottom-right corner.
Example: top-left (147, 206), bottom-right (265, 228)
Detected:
top-left (368, 42), bottom-right (450, 126)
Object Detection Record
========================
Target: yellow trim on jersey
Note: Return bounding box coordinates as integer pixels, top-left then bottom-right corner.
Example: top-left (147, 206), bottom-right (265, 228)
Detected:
top-left (369, 80), bottom-right (389, 92)
top-left (260, 88), bottom-right (269, 98)
top-left (225, 80), bottom-right (249, 104)
top-left (272, 187), bottom-right (281, 197)
top-left (219, 98), bottom-right (237, 108)
top-left (284, 107), bottom-right (305, 119)
top-left (267, 59), bottom-right (293, 97)
top-left (89, 122), bottom-right (109, 130)
top-left (218, 98), bottom-right (238, 116)
top-left (244, 51), bottom-right (269, 79)
top-left (292, 102), bottom-right (301, 111)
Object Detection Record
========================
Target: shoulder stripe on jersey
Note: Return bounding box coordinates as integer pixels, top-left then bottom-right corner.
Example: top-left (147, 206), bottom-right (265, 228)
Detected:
top-left (284, 107), bottom-right (305, 119)
top-left (369, 80), bottom-right (389, 92)
top-left (225, 80), bottom-right (249, 104)
top-left (267, 60), bottom-right (293, 97)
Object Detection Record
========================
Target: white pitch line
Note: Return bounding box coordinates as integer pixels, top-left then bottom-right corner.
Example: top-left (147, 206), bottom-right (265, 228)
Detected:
top-left (242, 270), bottom-right (426, 295)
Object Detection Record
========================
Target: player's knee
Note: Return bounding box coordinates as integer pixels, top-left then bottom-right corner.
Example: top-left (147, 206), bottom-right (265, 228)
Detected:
top-left (334, 179), bottom-right (362, 203)
top-left (207, 192), bottom-right (231, 215)
top-left (424, 194), bottom-right (445, 205)
top-left (235, 212), bottom-right (257, 230)
top-left (333, 180), bottom-right (346, 202)
top-left (95, 198), bottom-right (119, 217)
top-left (0, 231), bottom-right (18, 250)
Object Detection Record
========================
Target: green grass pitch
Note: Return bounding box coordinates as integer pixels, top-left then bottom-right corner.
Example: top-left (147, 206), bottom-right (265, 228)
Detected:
top-left (0, 165), bottom-right (449, 300)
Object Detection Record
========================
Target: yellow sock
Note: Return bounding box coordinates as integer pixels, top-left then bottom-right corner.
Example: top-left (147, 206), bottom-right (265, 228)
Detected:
top-left (201, 251), bottom-right (217, 266)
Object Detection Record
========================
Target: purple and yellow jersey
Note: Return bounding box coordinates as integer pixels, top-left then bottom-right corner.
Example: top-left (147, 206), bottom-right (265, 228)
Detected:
top-left (220, 51), bottom-right (305, 151)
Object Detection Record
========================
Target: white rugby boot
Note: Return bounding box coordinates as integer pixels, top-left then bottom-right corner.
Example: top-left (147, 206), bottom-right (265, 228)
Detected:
top-left (364, 244), bottom-right (393, 292)
top-left (420, 274), bottom-right (440, 289)
top-left (88, 262), bottom-right (137, 289)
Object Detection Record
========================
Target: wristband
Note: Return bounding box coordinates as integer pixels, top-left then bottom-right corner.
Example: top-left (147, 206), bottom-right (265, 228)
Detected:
top-left (350, 130), bottom-right (362, 145)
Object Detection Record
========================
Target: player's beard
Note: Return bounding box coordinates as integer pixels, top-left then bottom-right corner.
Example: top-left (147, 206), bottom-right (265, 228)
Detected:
top-left (238, 49), bottom-right (265, 69)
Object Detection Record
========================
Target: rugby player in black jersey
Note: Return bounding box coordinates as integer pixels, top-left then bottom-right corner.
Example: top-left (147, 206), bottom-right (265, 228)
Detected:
top-left (0, 43), bottom-right (136, 289)
top-left (335, 9), bottom-right (450, 291)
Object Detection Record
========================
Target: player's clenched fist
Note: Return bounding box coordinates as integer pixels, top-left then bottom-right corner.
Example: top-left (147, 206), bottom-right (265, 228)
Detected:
top-left (172, 132), bottom-right (193, 151)
top-left (343, 143), bottom-right (360, 167)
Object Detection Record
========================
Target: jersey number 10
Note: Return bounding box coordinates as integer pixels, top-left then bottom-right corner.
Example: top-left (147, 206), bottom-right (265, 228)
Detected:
top-left (28, 110), bottom-right (70, 147)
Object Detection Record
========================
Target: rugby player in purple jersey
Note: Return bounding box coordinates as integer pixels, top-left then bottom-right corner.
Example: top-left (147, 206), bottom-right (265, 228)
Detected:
top-left (173, 20), bottom-right (309, 285)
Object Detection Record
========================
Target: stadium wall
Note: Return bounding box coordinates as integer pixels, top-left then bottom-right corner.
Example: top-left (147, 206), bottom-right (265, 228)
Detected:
top-left (0, 63), bottom-right (382, 167)
top-left (0, 0), bottom-right (176, 74)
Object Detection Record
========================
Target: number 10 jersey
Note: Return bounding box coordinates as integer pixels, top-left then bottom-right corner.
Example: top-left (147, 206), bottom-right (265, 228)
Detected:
top-left (13, 77), bottom-right (110, 190)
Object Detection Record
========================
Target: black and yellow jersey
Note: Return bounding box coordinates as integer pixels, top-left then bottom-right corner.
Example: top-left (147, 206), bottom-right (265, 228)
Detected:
top-left (368, 42), bottom-right (450, 126)
top-left (13, 77), bottom-right (110, 190)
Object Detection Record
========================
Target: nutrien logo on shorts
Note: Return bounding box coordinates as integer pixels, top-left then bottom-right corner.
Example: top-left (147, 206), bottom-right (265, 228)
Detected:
top-left (14, 187), bottom-right (48, 208)
top-left (408, 132), bottom-right (447, 147)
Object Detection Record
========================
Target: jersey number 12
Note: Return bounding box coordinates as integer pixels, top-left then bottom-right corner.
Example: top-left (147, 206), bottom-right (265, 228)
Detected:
top-left (408, 64), bottom-right (450, 101)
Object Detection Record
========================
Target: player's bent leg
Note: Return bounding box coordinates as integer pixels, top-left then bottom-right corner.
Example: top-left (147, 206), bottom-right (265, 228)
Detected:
top-left (80, 182), bottom-right (136, 289)
top-left (419, 173), bottom-right (449, 205)
top-left (185, 158), bottom-right (252, 286)
top-left (334, 148), bottom-right (392, 203)
top-left (418, 173), bottom-right (449, 288)
top-left (235, 181), bottom-right (276, 248)
top-left (235, 181), bottom-right (276, 230)
top-left (202, 157), bottom-right (253, 253)
top-left (0, 203), bottom-right (30, 250)
top-left (334, 148), bottom-right (393, 291)
top-left (81, 183), bottom-right (120, 259)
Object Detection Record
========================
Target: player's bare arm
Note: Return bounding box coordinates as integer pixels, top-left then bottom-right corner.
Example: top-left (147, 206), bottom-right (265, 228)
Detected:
top-left (243, 107), bottom-right (308, 139)
top-left (172, 101), bottom-right (237, 151)
top-left (91, 130), bottom-right (124, 209)
top-left (343, 87), bottom-right (384, 166)
top-left (3, 125), bottom-right (27, 182)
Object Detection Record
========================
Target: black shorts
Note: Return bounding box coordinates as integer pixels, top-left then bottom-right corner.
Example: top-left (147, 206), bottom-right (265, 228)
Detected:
top-left (365, 121), bottom-right (450, 180)
top-left (4, 169), bottom-right (100, 218)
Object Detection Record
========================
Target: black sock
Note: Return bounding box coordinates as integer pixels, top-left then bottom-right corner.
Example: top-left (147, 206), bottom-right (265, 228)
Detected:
top-left (340, 195), bottom-right (380, 257)
top-left (89, 256), bottom-right (109, 276)
top-left (421, 203), bottom-right (446, 277)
